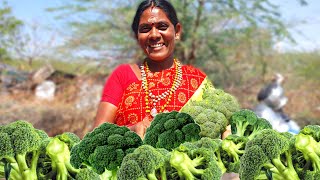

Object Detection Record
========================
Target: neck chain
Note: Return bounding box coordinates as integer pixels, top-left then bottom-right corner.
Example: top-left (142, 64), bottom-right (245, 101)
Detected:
top-left (140, 59), bottom-right (183, 117)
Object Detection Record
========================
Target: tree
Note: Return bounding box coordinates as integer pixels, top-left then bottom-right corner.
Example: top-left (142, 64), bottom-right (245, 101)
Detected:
top-left (0, 1), bottom-right (23, 60)
top-left (48, 0), bottom-right (308, 86)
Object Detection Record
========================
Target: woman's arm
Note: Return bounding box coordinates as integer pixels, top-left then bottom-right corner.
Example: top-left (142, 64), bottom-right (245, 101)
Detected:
top-left (94, 102), bottom-right (118, 128)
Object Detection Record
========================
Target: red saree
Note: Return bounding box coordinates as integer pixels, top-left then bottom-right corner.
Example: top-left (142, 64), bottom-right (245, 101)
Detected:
top-left (114, 64), bottom-right (206, 126)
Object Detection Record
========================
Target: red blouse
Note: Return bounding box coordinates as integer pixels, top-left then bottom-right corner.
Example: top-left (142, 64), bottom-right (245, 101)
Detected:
top-left (101, 63), bottom-right (206, 126)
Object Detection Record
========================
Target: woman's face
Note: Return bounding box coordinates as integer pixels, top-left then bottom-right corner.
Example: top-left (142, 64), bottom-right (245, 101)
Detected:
top-left (137, 7), bottom-right (181, 62)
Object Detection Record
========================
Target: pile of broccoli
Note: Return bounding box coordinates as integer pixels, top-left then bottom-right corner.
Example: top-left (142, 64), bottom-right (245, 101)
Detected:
top-left (180, 80), bottom-right (240, 139)
top-left (239, 125), bottom-right (320, 180)
top-left (2, 111), bottom-right (320, 180)
top-left (0, 120), bottom-right (100, 180)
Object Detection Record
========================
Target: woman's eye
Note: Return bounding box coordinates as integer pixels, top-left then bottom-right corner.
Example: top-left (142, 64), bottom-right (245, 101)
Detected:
top-left (139, 26), bottom-right (151, 33)
top-left (158, 25), bottom-right (168, 30)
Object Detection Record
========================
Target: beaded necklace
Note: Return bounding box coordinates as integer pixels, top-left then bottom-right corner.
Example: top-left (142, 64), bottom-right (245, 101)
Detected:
top-left (140, 59), bottom-right (183, 117)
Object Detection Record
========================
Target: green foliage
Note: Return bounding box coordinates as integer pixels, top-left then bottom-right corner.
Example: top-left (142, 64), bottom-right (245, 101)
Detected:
top-left (143, 111), bottom-right (201, 151)
top-left (0, 1), bottom-right (23, 59)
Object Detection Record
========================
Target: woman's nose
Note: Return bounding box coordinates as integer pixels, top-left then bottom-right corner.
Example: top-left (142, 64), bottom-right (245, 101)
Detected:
top-left (149, 27), bottom-right (160, 39)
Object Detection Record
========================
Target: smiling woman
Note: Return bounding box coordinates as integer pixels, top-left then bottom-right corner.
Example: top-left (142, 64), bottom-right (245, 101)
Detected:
top-left (93, 0), bottom-right (208, 139)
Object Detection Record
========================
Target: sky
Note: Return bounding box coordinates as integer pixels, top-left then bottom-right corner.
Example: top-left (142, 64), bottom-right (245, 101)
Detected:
top-left (6, 0), bottom-right (320, 52)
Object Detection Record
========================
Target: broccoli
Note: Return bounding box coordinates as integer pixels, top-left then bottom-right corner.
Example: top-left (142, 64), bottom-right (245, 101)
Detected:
top-left (70, 122), bottom-right (143, 179)
top-left (0, 120), bottom-right (49, 180)
top-left (44, 132), bottom-right (81, 180)
top-left (169, 138), bottom-right (223, 180)
top-left (117, 145), bottom-right (170, 180)
top-left (180, 84), bottom-right (240, 139)
top-left (294, 125), bottom-right (320, 179)
top-left (230, 109), bottom-right (272, 140)
top-left (75, 168), bottom-right (100, 180)
top-left (144, 111), bottom-right (201, 151)
top-left (239, 129), bottom-right (300, 180)
top-left (221, 134), bottom-right (247, 173)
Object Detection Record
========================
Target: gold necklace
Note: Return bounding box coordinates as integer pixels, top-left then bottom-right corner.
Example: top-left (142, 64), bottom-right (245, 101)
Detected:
top-left (140, 59), bottom-right (183, 117)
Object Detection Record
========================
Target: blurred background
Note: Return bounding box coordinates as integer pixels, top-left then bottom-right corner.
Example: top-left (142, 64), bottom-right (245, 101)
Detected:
top-left (1, 0), bottom-right (319, 138)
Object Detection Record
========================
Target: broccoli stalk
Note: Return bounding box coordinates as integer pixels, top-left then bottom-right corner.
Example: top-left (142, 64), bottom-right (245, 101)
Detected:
top-left (294, 125), bottom-right (320, 172)
top-left (221, 135), bottom-right (247, 173)
top-left (46, 137), bottom-right (80, 180)
top-left (170, 150), bottom-right (204, 179)
top-left (0, 120), bottom-right (49, 180)
top-left (240, 129), bottom-right (300, 180)
top-left (230, 109), bottom-right (272, 140)
top-left (169, 138), bottom-right (224, 180)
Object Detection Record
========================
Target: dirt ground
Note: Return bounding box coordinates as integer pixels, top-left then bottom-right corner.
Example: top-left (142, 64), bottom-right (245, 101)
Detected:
top-left (1, 76), bottom-right (319, 138)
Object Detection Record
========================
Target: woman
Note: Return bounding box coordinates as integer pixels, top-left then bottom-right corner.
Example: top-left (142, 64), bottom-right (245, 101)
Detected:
top-left (94, 0), bottom-right (207, 138)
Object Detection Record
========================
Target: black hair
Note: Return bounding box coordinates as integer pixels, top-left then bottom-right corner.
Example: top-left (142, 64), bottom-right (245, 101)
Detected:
top-left (131, 0), bottom-right (179, 39)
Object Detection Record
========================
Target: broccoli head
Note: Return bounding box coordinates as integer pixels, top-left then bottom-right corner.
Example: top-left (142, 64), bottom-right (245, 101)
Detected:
top-left (0, 120), bottom-right (49, 180)
top-left (70, 122), bottom-right (143, 179)
top-left (169, 138), bottom-right (223, 180)
top-left (181, 86), bottom-right (240, 139)
top-left (230, 109), bottom-right (272, 140)
top-left (117, 145), bottom-right (170, 180)
top-left (239, 129), bottom-right (300, 180)
top-left (144, 111), bottom-right (201, 151)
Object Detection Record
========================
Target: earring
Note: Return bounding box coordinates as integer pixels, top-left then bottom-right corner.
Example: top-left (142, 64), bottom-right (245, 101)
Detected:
top-left (175, 35), bottom-right (180, 40)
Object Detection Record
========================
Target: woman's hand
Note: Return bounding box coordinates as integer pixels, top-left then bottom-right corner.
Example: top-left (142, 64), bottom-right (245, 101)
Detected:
top-left (128, 116), bottom-right (152, 139)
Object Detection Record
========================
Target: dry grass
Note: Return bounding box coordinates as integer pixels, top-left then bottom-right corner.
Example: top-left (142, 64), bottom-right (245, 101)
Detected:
top-left (0, 87), bottom-right (96, 138)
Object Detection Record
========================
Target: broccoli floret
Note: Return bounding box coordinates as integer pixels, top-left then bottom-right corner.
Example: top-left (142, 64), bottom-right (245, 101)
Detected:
top-left (221, 135), bottom-right (247, 173)
top-left (144, 111), bottom-right (201, 151)
top-left (70, 122), bottom-right (143, 179)
top-left (181, 87), bottom-right (240, 139)
top-left (294, 125), bottom-right (320, 179)
top-left (239, 129), bottom-right (300, 180)
top-left (169, 139), bottom-right (223, 180)
top-left (75, 168), bottom-right (100, 180)
top-left (117, 145), bottom-right (169, 180)
top-left (230, 109), bottom-right (272, 140)
top-left (0, 120), bottom-right (49, 180)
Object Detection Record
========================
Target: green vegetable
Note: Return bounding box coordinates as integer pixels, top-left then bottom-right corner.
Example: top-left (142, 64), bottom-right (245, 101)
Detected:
top-left (230, 109), bottom-right (272, 140)
top-left (70, 122), bottom-right (143, 179)
top-left (221, 134), bottom-right (247, 173)
top-left (0, 120), bottom-right (49, 180)
top-left (294, 125), bottom-right (320, 179)
top-left (169, 137), bottom-right (223, 180)
top-left (144, 111), bottom-right (201, 151)
top-left (239, 129), bottom-right (300, 180)
top-left (75, 168), bottom-right (100, 180)
top-left (44, 132), bottom-right (81, 180)
top-left (117, 145), bottom-right (169, 180)
top-left (181, 80), bottom-right (240, 139)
